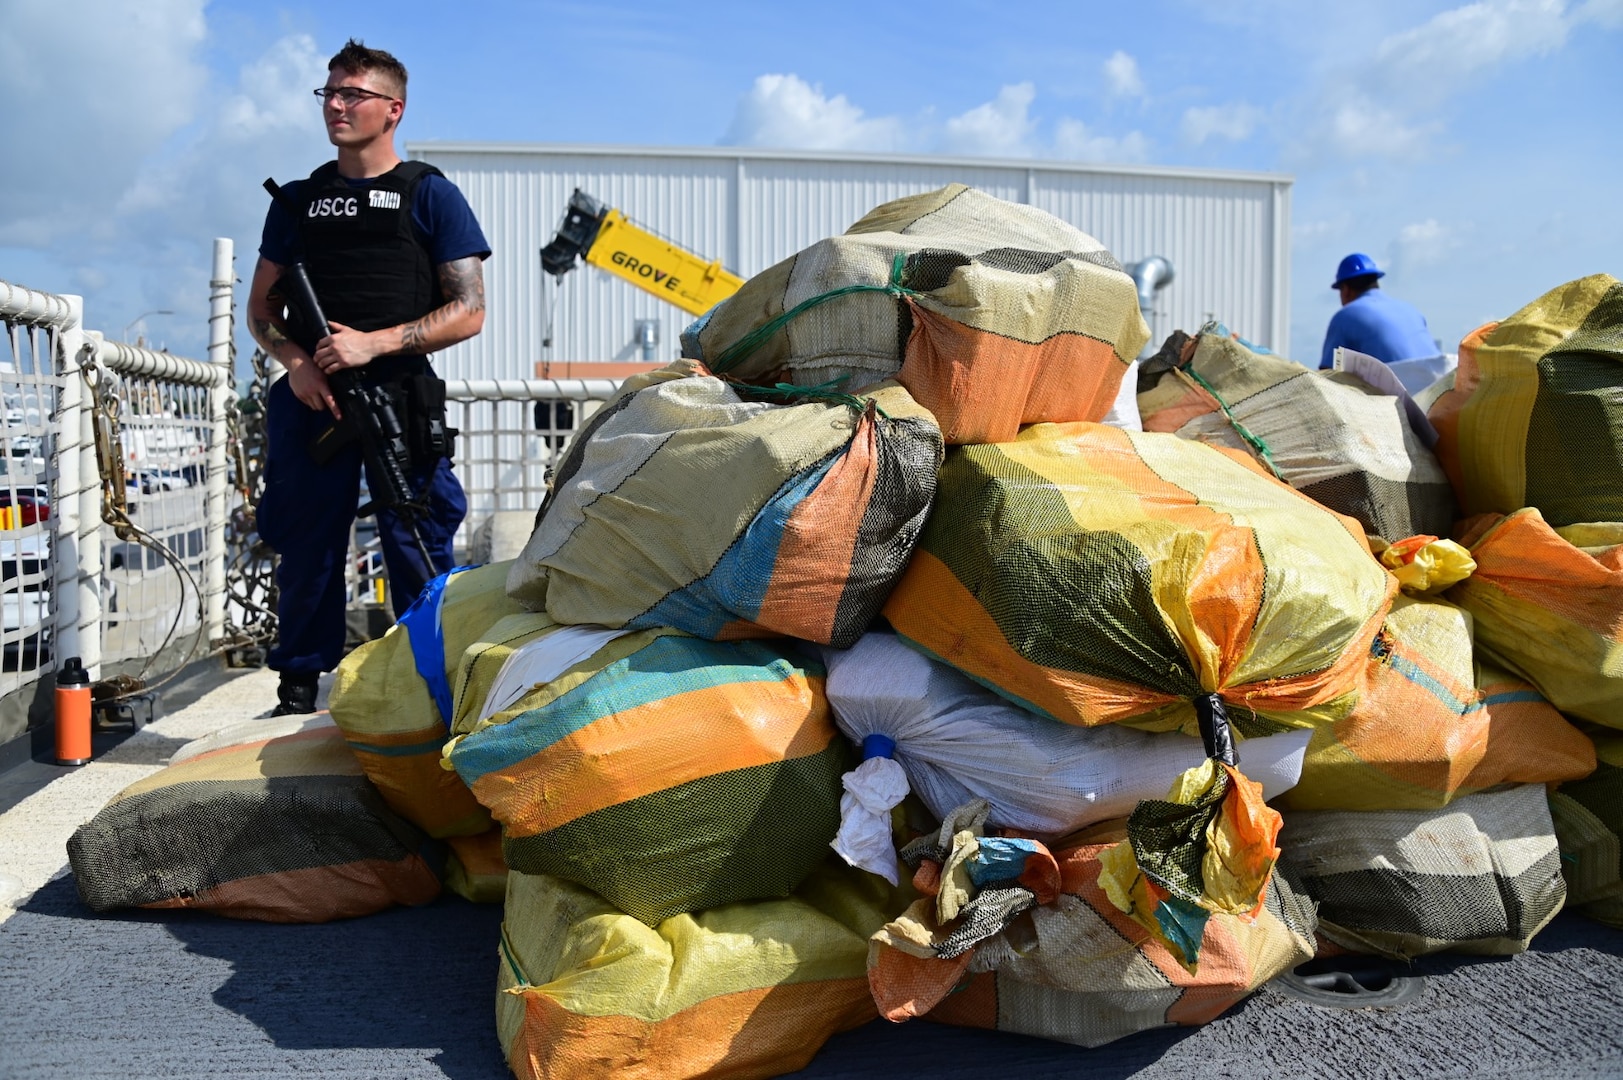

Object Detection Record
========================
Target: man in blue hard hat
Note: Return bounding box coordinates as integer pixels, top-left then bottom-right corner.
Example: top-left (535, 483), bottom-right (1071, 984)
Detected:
top-left (1319, 254), bottom-right (1447, 391)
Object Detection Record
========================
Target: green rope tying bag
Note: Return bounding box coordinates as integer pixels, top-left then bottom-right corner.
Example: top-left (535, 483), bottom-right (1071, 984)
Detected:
top-left (710, 254), bottom-right (925, 376)
top-left (730, 375), bottom-right (891, 419)
top-left (1176, 362), bottom-right (1286, 482)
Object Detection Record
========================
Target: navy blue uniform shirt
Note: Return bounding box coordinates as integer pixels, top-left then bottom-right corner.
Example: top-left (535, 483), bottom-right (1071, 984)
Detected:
top-left (259, 171), bottom-right (490, 268)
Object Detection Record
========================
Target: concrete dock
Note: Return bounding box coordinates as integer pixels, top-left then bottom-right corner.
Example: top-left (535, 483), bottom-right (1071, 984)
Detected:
top-left (4, 664), bottom-right (1623, 1079)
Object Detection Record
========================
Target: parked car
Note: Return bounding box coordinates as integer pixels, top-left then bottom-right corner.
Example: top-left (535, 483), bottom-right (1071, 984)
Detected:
top-left (0, 487), bottom-right (50, 528)
top-left (0, 486), bottom-right (50, 672)
top-left (133, 470), bottom-right (191, 494)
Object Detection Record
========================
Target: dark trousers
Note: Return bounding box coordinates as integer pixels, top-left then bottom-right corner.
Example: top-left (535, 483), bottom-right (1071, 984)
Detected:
top-left (259, 374), bottom-right (466, 676)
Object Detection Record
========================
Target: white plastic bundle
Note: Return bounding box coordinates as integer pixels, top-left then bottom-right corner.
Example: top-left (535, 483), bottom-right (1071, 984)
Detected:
top-left (824, 633), bottom-right (1311, 882)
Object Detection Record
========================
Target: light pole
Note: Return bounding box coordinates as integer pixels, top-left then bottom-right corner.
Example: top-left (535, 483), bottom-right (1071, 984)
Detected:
top-left (122, 309), bottom-right (173, 344)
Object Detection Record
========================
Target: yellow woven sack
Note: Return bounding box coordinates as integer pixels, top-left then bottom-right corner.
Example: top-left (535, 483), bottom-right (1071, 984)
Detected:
top-left (66, 720), bottom-right (440, 922)
top-left (498, 861), bottom-right (899, 1080)
top-left (1447, 509), bottom-right (1623, 727)
top-left (681, 184), bottom-right (1148, 445)
top-left (1282, 594), bottom-right (1595, 810)
top-left (883, 422), bottom-right (1395, 736)
top-left (447, 634), bottom-right (851, 924)
top-left (1139, 328), bottom-right (1456, 541)
top-left (330, 561), bottom-right (533, 838)
top-left (1430, 274), bottom-right (1623, 525)
top-left (507, 360), bottom-right (942, 648)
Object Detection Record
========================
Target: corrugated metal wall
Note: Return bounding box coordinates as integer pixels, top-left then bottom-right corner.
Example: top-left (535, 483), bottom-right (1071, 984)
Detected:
top-left (410, 144), bottom-right (1292, 381)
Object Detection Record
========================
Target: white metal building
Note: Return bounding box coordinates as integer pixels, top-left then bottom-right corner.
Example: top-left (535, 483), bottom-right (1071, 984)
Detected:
top-left (409, 143), bottom-right (1293, 380)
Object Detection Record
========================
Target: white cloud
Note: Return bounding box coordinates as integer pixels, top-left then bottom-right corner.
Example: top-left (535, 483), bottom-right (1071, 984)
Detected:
top-left (1374, 0), bottom-right (1573, 104)
top-left (1181, 103), bottom-right (1263, 144)
top-left (1103, 51), bottom-right (1146, 98)
top-left (1292, 216), bottom-right (1347, 244)
top-left (1053, 119), bottom-right (1150, 163)
top-left (941, 83), bottom-right (1039, 157)
top-left (0, 0), bottom-right (209, 248)
top-left (722, 74), bottom-right (908, 152)
top-left (1321, 96), bottom-right (1437, 160)
top-left (1393, 218), bottom-right (1463, 268)
top-left (1285, 0), bottom-right (1613, 166)
top-left (724, 75), bottom-right (1148, 165)
top-left (0, 17), bottom-right (332, 360)
top-left (116, 34), bottom-right (329, 225)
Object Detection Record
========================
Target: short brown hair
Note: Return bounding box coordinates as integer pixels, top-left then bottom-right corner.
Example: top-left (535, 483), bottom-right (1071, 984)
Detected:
top-left (328, 39), bottom-right (408, 100)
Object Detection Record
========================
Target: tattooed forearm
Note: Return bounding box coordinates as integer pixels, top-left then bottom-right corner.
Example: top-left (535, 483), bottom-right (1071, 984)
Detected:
top-left (439, 256), bottom-right (486, 314)
top-left (246, 257), bottom-right (310, 363)
top-left (249, 314), bottom-right (294, 354)
top-left (400, 256), bottom-right (486, 354)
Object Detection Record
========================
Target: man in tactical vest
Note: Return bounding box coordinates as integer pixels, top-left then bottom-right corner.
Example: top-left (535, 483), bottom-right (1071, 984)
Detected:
top-left (248, 39), bottom-right (490, 716)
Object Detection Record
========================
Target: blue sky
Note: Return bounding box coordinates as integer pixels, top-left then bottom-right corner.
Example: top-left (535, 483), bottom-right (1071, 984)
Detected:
top-left (2, 0), bottom-right (1620, 368)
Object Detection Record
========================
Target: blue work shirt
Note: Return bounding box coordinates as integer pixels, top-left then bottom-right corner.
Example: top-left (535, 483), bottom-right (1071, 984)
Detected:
top-left (259, 171), bottom-right (490, 268)
top-left (1319, 289), bottom-right (1440, 370)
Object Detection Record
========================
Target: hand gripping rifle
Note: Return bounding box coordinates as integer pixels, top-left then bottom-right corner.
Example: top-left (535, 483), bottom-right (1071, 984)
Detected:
top-left (276, 261), bottom-right (442, 580)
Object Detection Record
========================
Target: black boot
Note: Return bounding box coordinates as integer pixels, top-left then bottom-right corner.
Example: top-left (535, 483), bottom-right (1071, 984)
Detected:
top-left (272, 672), bottom-right (320, 716)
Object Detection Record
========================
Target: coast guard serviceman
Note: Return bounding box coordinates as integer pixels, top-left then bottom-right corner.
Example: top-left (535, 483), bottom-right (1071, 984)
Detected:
top-left (247, 39), bottom-right (490, 716)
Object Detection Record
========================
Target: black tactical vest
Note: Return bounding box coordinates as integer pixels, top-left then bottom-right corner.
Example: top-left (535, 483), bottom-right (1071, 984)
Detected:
top-left (283, 159), bottom-right (445, 359)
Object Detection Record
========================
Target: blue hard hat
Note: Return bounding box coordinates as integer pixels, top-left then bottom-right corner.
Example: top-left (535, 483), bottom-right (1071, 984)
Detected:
top-left (1333, 253), bottom-right (1385, 288)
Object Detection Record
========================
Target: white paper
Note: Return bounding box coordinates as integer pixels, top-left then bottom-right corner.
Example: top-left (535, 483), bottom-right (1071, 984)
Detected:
top-left (1333, 347), bottom-right (1441, 447)
top-left (477, 624), bottom-right (634, 722)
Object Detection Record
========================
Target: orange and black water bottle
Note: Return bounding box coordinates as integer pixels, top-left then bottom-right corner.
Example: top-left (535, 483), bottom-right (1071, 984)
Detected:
top-left (54, 656), bottom-right (92, 766)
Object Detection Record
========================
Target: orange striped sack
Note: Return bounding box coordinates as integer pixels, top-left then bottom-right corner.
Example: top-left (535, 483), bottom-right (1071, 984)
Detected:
top-left (447, 634), bottom-right (852, 924)
top-left (1281, 594), bottom-right (1595, 810)
top-left (681, 184), bottom-right (1149, 444)
top-left (867, 819), bottom-right (1317, 1049)
top-left (1137, 327), bottom-right (1456, 541)
top-left (1429, 274), bottom-right (1623, 525)
top-left (330, 561), bottom-right (533, 838)
top-left (499, 861), bottom-right (901, 1080)
top-left (882, 422), bottom-right (1395, 736)
top-left (1446, 510), bottom-right (1623, 728)
top-left (66, 719), bottom-right (439, 922)
top-left (507, 362), bottom-right (942, 649)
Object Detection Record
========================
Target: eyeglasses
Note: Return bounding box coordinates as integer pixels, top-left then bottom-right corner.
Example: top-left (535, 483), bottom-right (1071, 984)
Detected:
top-left (313, 87), bottom-right (397, 107)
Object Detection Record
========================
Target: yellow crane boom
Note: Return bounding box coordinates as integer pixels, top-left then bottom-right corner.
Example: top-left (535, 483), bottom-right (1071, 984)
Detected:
top-left (540, 189), bottom-right (744, 317)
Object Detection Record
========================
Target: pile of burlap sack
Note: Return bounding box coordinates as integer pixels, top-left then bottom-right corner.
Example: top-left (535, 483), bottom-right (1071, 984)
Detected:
top-left (67, 185), bottom-right (1623, 1080)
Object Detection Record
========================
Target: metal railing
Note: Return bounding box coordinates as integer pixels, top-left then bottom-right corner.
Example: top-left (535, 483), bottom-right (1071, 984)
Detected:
top-left (343, 378), bottom-right (620, 615)
top-left (0, 244), bottom-right (628, 750)
top-left (0, 243), bottom-right (234, 747)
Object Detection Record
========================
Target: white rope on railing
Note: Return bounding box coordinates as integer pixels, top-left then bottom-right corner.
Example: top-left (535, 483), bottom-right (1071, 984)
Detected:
top-left (443, 378), bottom-right (621, 401)
top-left (86, 335), bottom-right (224, 387)
top-left (0, 280), bottom-right (74, 328)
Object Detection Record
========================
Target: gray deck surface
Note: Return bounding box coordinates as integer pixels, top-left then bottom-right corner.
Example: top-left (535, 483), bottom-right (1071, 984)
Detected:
top-left (3, 666), bottom-right (1623, 1079)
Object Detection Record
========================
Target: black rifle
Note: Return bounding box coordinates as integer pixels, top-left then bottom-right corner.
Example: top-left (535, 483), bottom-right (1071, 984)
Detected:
top-left (276, 260), bottom-right (441, 580)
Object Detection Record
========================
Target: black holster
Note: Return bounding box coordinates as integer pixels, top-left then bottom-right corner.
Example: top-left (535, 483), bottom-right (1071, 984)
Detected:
top-left (400, 373), bottom-right (458, 465)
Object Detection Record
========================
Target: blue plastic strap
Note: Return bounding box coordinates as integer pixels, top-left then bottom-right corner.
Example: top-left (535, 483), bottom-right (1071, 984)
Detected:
top-left (968, 837), bottom-right (1041, 886)
top-left (399, 565), bottom-right (476, 725)
top-left (861, 733), bottom-right (897, 760)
